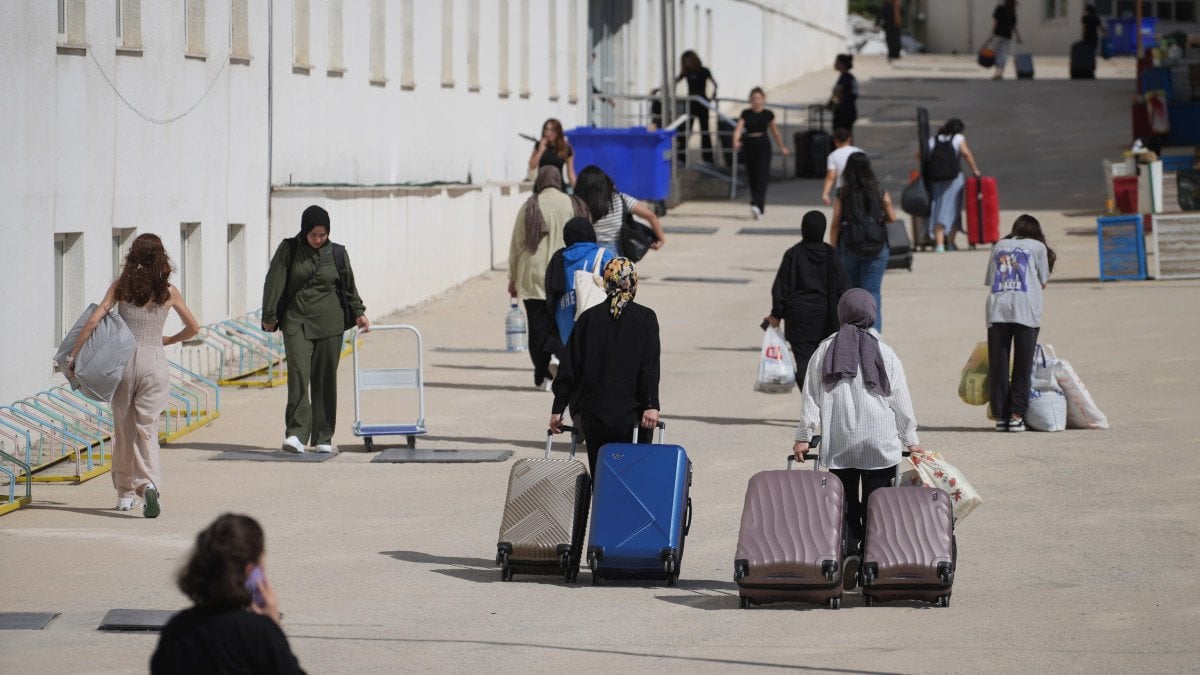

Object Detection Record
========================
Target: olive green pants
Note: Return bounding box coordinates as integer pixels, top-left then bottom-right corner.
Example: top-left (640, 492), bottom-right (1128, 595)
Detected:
top-left (283, 332), bottom-right (343, 446)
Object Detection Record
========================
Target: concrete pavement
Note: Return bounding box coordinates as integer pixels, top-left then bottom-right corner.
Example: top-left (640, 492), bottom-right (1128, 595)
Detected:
top-left (3, 55), bottom-right (1199, 673)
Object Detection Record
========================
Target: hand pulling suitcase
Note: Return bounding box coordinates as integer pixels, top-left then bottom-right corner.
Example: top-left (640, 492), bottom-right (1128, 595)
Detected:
top-left (965, 176), bottom-right (1001, 249)
top-left (734, 442), bottom-right (846, 610)
top-left (587, 422), bottom-right (691, 586)
top-left (886, 220), bottom-right (914, 271)
top-left (861, 484), bottom-right (956, 607)
top-left (496, 427), bottom-right (590, 582)
top-left (1015, 53), bottom-right (1034, 80)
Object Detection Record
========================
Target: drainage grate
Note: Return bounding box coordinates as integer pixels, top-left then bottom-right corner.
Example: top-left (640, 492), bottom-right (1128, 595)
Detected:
top-left (212, 451), bottom-right (337, 462)
top-left (433, 347), bottom-right (512, 354)
top-left (372, 448), bottom-right (514, 463)
top-left (736, 228), bottom-right (804, 236)
top-left (0, 613), bottom-right (59, 630)
top-left (98, 609), bottom-right (178, 632)
top-left (663, 225), bottom-right (718, 235)
top-left (660, 276), bottom-right (751, 285)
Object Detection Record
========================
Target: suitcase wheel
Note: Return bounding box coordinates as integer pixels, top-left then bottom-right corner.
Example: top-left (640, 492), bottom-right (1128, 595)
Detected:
top-left (588, 555), bottom-right (601, 586)
top-left (864, 595), bottom-right (876, 608)
top-left (937, 595), bottom-right (950, 608)
top-left (663, 554), bottom-right (677, 586)
top-left (363, 436), bottom-right (374, 451)
top-left (406, 435), bottom-right (416, 449)
top-left (828, 597), bottom-right (841, 610)
top-left (739, 596), bottom-right (751, 609)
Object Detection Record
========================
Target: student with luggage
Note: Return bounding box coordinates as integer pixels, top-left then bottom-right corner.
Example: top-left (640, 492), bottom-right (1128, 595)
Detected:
top-left (830, 153), bottom-right (895, 332)
top-left (66, 234), bottom-right (200, 517)
top-left (985, 214), bottom-right (1056, 432)
top-left (821, 129), bottom-right (863, 206)
top-left (764, 211), bottom-right (851, 384)
top-left (549, 258), bottom-right (661, 475)
top-left (262, 206), bottom-right (370, 454)
top-left (792, 289), bottom-right (923, 588)
top-left (528, 118), bottom-right (577, 187)
top-left (508, 167), bottom-right (592, 390)
top-left (675, 50), bottom-right (718, 165)
top-left (151, 514), bottom-right (305, 674)
top-left (990, 0), bottom-right (1021, 80)
top-left (544, 217), bottom-right (615, 347)
top-left (1081, 4), bottom-right (1105, 49)
top-left (924, 118), bottom-right (982, 252)
top-left (733, 87), bottom-right (791, 219)
top-left (573, 166), bottom-right (665, 258)
top-left (829, 55), bottom-right (859, 134)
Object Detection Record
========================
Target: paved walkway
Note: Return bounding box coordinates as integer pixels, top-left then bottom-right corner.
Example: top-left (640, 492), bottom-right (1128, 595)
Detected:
top-left (3, 55), bottom-right (1198, 673)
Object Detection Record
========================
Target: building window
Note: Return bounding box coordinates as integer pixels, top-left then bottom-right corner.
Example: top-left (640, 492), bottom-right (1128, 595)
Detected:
top-left (227, 224), bottom-right (246, 317)
top-left (498, 0), bottom-right (510, 97)
top-left (54, 233), bottom-right (84, 346)
top-left (1044, 0), bottom-right (1068, 19)
top-left (401, 0), bottom-right (416, 89)
top-left (57, 0), bottom-right (86, 51)
top-left (327, 0), bottom-right (344, 74)
top-left (568, 0), bottom-right (579, 102)
top-left (467, 0), bottom-right (480, 91)
top-left (112, 228), bottom-right (136, 280)
top-left (520, 0), bottom-right (530, 98)
top-left (185, 0), bottom-right (207, 59)
top-left (180, 223), bottom-right (202, 318)
top-left (441, 0), bottom-right (456, 87)
top-left (370, 0), bottom-right (386, 85)
top-left (293, 0), bottom-right (311, 70)
top-left (547, 0), bottom-right (559, 100)
top-left (230, 0), bottom-right (250, 63)
top-left (117, 0), bottom-right (143, 53)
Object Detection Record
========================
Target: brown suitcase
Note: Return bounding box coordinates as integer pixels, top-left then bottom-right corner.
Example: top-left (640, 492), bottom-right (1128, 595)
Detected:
top-left (496, 428), bottom-right (590, 583)
top-left (733, 450), bottom-right (845, 609)
top-left (861, 486), bottom-right (956, 607)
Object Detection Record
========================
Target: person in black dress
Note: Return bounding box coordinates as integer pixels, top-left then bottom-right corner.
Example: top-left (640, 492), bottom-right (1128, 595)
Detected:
top-left (1081, 4), bottom-right (1105, 49)
top-left (528, 118), bottom-right (576, 186)
top-left (151, 514), bottom-right (305, 675)
top-left (733, 87), bottom-right (790, 219)
top-left (878, 0), bottom-right (903, 62)
top-left (549, 257), bottom-right (660, 475)
top-left (764, 210), bottom-right (851, 385)
top-left (675, 50), bottom-right (718, 164)
top-left (830, 54), bottom-right (859, 135)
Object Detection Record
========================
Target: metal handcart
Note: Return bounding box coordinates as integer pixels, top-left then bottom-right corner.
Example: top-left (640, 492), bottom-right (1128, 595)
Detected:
top-left (351, 325), bottom-right (426, 451)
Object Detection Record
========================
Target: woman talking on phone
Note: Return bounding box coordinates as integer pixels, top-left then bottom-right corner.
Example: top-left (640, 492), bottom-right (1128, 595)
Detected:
top-left (151, 513), bottom-right (305, 674)
top-left (528, 118), bottom-right (577, 186)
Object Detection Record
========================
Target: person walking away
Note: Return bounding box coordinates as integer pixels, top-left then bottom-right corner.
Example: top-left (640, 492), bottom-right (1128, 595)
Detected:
top-left (764, 211), bottom-right (851, 384)
top-left (830, 152), bottom-right (896, 332)
top-left (1081, 4), bottom-right (1106, 50)
top-left (830, 55), bottom-right (859, 135)
top-left (879, 0), bottom-right (903, 62)
top-left (549, 258), bottom-right (661, 475)
top-left (924, 118), bottom-right (982, 252)
top-left (792, 289), bottom-right (923, 589)
top-left (733, 87), bottom-right (791, 220)
top-left (545, 217), bottom-right (615, 348)
top-left (508, 166), bottom-right (591, 390)
top-left (821, 128), bottom-right (864, 206)
top-left (991, 0), bottom-right (1021, 80)
top-left (151, 514), bottom-right (305, 674)
top-left (574, 165), bottom-right (666, 257)
top-left (528, 118), bottom-right (577, 187)
top-left (675, 50), bottom-right (719, 164)
top-left (985, 214), bottom-right (1055, 432)
top-left (66, 234), bottom-right (199, 517)
top-left (261, 205), bottom-right (370, 454)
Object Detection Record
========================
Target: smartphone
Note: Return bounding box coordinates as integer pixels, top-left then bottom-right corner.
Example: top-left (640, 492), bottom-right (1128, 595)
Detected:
top-left (244, 566), bottom-right (265, 607)
top-left (760, 319), bottom-right (770, 331)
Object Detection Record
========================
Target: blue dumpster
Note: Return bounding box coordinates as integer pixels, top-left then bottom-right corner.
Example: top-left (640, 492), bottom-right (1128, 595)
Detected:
top-left (1106, 17), bottom-right (1157, 56)
top-left (566, 127), bottom-right (675, 201)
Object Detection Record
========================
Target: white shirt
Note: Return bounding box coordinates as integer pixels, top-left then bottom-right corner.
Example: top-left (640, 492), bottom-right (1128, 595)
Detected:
top-left (794, 332), bottom-right (920, 470)
top-left (826, 145), bottom-right (864, 189)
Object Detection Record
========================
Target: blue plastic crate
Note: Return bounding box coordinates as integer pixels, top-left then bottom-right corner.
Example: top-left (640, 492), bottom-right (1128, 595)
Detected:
top-left (1160, 154), bottom-right (1195, 172)
top-left (566, 127), bottom-right (675, 201)
top-left (1106, 17), bottom-right (1157, 56)
top-left (1097, 215), bottom-right (1148, 281)
top-left (1141, 67), bottom-right (1172, 99)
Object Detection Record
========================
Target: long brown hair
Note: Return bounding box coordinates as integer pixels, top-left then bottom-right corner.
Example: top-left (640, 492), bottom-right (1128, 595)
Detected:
top-left (113, 233), bottom-right (172, 306)
top-left (680, 50), bottom-right (702, 75)
top-left (542, 118), bottom-right (570, 158)
top-left (178, 514), bottom-right (265, 609)
top-left (1009, 214), bottom-right (1057, 273)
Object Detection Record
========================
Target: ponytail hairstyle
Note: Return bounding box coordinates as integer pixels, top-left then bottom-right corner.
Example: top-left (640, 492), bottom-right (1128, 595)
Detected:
top-left (1009, 214), bottom-right (1057, 273)
top-left (113, 233), bottom-right (173, 306)
top-left (177, 514), bottom-right (266, 609)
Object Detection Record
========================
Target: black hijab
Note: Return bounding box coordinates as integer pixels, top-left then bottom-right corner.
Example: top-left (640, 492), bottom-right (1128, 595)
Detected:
top-left (299, 205), bottom-right (330, 240)
top-left (799, 210), bottom-right (830, 265)
top-left (563, 217), bottom-right (597, 245)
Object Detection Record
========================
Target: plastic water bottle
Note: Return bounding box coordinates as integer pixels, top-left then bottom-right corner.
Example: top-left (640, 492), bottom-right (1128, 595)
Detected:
top-left (505, 301), bottom-right (527, 352)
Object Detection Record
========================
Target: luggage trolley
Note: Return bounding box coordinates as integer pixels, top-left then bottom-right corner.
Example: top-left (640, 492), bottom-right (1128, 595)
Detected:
top-left (351, 325), bottom-right (426, 451)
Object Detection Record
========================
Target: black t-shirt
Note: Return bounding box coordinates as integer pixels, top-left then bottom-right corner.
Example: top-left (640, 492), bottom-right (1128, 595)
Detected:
top-left (1082, 14), bottom-right (1101, 44)
top-left (993, 5), bottom-right (1016, 38)
top-left (740, 108), bottom-right (774, 135)
top-left (835, 72), bottom-right (858, 108)
top-left (150, 606), bottom-right (306, 675)
top-left (535, 141), bottom-right (572, 171)
top-left (683, 67), bottom-right (712, 98)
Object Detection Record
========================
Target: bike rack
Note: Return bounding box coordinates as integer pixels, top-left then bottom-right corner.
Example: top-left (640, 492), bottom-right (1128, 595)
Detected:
top-left (0, 421), bottom-right (33, 515)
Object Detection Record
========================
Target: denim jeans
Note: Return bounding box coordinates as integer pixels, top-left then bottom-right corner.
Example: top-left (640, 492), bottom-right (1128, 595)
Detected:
top-left (839, 243), bottom-right (889, 332)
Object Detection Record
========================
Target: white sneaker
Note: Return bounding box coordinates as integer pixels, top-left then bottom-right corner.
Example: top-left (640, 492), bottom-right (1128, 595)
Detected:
top-left (538, 379), bottom-right (553, 392)
top-left (282, 436), bottom-right (305, 453)
top-left (116, 497), bottom-right (134, 511)
top-left (750, 205), bottom-right (762, 220)
top-left (314, 444), bottom-right (336, 453)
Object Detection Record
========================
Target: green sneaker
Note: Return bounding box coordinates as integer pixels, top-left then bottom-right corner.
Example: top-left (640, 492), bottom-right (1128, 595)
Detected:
top-left (143, 486), bottom-right (161, 519)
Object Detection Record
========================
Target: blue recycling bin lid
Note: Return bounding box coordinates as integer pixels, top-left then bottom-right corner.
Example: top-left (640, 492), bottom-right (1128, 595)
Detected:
top-left (566, 127), bottom-right (675, 201)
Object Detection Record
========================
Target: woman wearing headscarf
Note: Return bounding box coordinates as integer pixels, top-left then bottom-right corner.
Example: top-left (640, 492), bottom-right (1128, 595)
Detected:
top-left (764, 211), bottom-right (851, 384)
top-left (509, 166), bottom-right (591, 390)
top-left (549, 258), bottom-right (661, 475)
top-left (791, 289), bottom-right (923, 589)
top-left (544, 217), bottom-right (615, 347)
top-left (261, 205), bottom-right (369, 454)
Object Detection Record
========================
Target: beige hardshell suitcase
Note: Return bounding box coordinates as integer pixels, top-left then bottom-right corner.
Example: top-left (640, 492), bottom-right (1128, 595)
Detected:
top-left (496, 427), bottom-right (590, 583)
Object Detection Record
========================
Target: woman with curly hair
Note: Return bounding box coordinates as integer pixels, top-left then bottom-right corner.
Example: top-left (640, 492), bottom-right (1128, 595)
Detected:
top-left (66, 233), bottom-right (199, 517)
top-left (151, 514), bottom-right (305, 674)
top-left (549, 258), bottom-right (661, 475)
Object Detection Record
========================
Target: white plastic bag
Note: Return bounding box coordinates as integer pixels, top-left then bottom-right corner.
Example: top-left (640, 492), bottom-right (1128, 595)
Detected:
top-left (1050, 352), bottom-right (1109, 430)
top-left (573, 249), bottom-right (608, 320)
top-left (1026, 344), bottom-right (1067, 432)
top-left (753, 326), bottom-right (796, 394)
top-left (897, 451), bottom-right (983, 523)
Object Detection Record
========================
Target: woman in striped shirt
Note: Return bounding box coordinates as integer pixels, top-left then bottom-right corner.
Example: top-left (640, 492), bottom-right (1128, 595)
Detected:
top-left (574, 166), bottom-right (666, 258)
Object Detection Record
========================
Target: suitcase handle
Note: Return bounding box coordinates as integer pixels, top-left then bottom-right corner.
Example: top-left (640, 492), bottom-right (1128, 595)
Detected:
top-left (545, 426), bottom-right (578, 459)
top-left (785, 435), bottom-right (822, 468)
top-left (682, 497), bottom-right (692, 536)
top-left (630, 420), bottom-right (666, 444)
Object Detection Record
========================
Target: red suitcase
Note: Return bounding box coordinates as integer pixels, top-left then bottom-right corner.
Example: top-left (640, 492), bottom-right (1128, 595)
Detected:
top-left (965, 176), bottom-right (1000, 248)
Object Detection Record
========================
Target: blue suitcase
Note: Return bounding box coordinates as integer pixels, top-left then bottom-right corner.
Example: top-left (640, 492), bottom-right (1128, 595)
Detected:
top-left (586, 422), bottom-right (692, 586)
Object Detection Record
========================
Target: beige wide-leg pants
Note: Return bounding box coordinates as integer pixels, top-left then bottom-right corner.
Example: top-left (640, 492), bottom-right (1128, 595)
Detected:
top-left (110, 346), bottom-right (170, 499)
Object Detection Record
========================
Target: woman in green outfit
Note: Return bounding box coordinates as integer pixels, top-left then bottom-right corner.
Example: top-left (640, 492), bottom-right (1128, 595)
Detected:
top-left (261, 205), bottom-right (370, 453)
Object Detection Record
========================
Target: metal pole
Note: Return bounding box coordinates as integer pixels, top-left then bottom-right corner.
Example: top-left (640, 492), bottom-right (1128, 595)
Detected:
top-left (660, 0), bottom-right (671, 138)
top-left (1135, 0), bottom-right (1144, 59)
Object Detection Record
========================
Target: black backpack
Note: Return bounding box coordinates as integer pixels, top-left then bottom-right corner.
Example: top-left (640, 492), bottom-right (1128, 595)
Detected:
top-left (925, 136), bottom-right (960, 182)
top-left (841, 192), bottom-right (888, 257)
